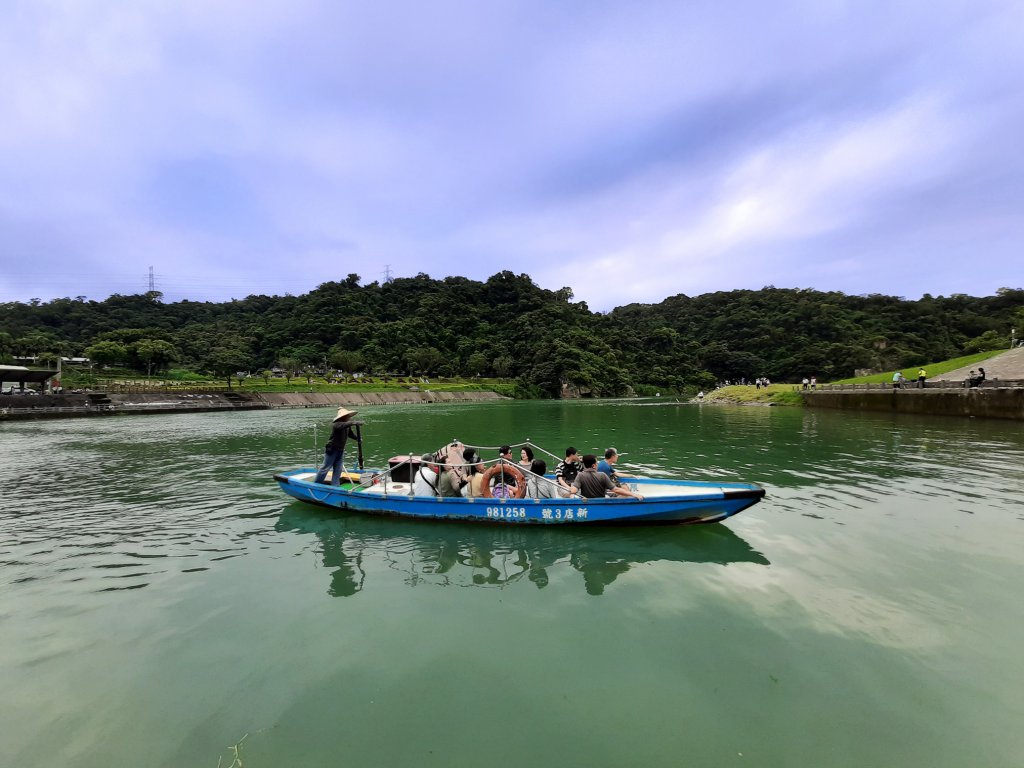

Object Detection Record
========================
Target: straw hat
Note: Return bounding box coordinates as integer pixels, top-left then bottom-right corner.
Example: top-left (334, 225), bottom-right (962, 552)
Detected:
top-left (333, 407), bottom-right (358, 421)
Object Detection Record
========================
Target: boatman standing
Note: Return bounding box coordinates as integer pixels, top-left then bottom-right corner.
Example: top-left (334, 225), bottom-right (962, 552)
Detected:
top-left (315, 407), bottom-right (359, 485)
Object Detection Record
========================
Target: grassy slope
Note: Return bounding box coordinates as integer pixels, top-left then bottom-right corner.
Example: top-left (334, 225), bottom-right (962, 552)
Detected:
top-left (701, 384), bottom-right (803, 406)
top-left (59, 369), bottom-right (502, 393)
top-left (700, 348), bottom-right (1006, 404)
top-left (828, 349), bottom-right (1005, 384)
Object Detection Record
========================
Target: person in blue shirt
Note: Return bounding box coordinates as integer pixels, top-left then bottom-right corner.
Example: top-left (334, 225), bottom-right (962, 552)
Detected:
top-left (596, 447), bottom-right (635, 485)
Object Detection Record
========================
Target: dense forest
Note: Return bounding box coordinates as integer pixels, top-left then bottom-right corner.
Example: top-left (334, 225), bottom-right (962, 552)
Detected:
top-left (1, 272), bottom-right (1021, 396)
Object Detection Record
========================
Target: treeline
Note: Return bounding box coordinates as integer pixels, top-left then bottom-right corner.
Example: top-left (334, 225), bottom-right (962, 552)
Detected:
top-left (1, 272), bottom-right (1021, 396)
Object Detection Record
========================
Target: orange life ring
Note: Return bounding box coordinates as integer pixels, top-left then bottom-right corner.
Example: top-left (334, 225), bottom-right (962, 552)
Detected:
top-left (481, 462), bottom-right (527, 499)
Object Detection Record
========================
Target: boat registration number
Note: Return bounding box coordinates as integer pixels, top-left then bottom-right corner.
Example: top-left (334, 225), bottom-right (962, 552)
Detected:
top-left (485, 507), bottom-right (528, 519)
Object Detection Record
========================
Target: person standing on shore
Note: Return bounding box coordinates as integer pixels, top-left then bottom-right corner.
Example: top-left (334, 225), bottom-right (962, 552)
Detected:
top-left (315, 407), bottom-right (359, 485)
top-left (892, 371), bottom-right (905, 390)
top-left (917, 368), bottom-right (927, 388)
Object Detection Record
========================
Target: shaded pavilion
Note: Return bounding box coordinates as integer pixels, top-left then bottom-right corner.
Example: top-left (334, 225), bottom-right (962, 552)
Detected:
top-left (0, 365), bottom-right (60, 393)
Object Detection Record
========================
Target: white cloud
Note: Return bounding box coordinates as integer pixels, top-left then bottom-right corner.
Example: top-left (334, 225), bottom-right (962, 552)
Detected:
top-left (0, 1), bottom-right (1021, 304)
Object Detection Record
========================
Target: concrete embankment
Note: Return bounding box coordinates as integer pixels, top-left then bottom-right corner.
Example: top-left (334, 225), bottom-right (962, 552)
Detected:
top-left (0, 390), bottom-right (507, 421)
top-left (803, 388), bottom-right (1024, 421)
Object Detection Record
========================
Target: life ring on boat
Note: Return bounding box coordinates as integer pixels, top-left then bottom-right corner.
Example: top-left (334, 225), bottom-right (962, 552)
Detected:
top-left (481, 462), bottom-right (527, 499)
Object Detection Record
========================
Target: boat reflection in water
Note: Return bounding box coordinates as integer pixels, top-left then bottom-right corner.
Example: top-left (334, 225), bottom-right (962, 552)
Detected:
top-left (276, 506), bottom-right (770, 597)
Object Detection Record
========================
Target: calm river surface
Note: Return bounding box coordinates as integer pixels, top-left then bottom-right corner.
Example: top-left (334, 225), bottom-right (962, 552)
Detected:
top-left (2, 400), bottom-right (1023, 767)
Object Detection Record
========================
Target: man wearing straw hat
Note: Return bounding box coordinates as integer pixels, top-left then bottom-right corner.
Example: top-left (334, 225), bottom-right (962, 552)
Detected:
top-left (315, 407), bottom-right (359, 485)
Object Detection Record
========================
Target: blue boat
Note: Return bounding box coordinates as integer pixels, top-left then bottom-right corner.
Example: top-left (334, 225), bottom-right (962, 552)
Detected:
top-left (273, 440), bottom-right (765, 526)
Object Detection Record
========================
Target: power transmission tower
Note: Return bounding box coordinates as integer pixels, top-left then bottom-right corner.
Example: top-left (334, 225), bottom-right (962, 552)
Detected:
top-left (382, 264), bottom-right (394, 283)
top-left (148, 266), bottom-right (155, 292)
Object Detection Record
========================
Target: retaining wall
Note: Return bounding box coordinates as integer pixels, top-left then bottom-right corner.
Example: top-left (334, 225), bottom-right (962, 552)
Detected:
top-left (0, 390), bottom-right (506, 421)
top-left (803, 388), bottom-right (1024, 421)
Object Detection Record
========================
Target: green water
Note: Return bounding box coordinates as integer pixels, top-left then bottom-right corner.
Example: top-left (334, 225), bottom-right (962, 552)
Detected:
top-left (2, 400), bottom-right (1023, 767)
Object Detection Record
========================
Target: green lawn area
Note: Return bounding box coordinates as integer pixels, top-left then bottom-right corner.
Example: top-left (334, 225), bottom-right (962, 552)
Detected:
top-left (58, 368), bottom-right (504, 393)
top-left (235, 379), bottom-right (498, 393)
top-left (828, 349), bottom-right (1006, 384)
top-left (702, 384), bottom-right (803, 406)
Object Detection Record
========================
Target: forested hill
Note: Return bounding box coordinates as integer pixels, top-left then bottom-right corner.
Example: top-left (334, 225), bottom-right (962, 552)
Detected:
top-left (1, 272), bottom-right (1020, 396)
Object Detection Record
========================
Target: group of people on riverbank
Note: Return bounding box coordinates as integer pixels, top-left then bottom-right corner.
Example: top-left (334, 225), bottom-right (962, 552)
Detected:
top-left (891, 366), bottom-right (986, 389)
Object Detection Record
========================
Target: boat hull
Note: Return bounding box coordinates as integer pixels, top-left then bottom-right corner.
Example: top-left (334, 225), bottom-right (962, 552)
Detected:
top-left (273, 470), bottom-right (764, 525)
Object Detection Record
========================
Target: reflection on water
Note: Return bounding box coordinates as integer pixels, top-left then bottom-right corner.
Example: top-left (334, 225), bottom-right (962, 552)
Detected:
top-left (3, 404), bottom-right (1024, 768)
top-left (276, 504), bottom-right (770, 596)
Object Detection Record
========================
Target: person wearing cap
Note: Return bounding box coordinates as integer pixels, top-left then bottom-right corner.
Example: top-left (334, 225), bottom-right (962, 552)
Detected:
top-left (597, 447), bottom-right (634, 484)
top-left (315, 407), bottom-right (359, 485)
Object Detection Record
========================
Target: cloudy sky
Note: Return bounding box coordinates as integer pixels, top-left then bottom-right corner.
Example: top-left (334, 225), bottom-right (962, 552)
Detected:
top-left (1, 0), bottom-right (1021, 310)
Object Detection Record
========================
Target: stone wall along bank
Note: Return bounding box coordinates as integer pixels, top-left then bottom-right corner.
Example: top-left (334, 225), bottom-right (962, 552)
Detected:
top-left (803, 388), bottom-right (1024, 421)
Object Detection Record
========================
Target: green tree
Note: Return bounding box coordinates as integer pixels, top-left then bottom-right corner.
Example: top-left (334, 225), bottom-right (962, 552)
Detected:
top-left (85, 340), bottom-right (129, 368)
top-left (0, 331), bottom-right (13, 363)
top-left (134, 339), bottom-right (179, 376)
top-left (279, 357), bottom-right (300, 384)
top-left (406, 347), bottom-right (444, 375)
top-left (15, 330), bottom-right (62, 357)
top-left (493, 355), bottom-right (515, 378)
top-left (465, 351), bottom-right (489, 376)
top-left (204, 340), bottom-right (251, 389)
top-left (963, 329), bottom-right (1005, 354)
top-left (329, 349), bottom-right (363, 374)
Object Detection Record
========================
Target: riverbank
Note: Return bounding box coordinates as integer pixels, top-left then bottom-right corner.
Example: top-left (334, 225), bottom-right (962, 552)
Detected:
top-left (803, 386), bottom-right (1024, 421)
top-left (0, 389), bottom-right (508, 421)
top-left (698, 384), bottom-right (803, 406)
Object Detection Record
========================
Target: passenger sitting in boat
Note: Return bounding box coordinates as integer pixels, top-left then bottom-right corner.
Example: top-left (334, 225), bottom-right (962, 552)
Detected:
top-left (572, 455), bottom-right (643, 500)
top-left (438, 442), bottom-right (469, 497)
top-left (555, 447), bottom-right (583, 496)
top-left (461, 450), bottom-right (487, 498)
top-left (526, 459), bottom-right (560, 499)
top-left (597, 447), bottom-right (634, 485)
top-left (413, 454), bottom-right (440, 497)
top-left (492, 445), bottom-right (520, 495)
top-left (518, 446), bottom-right (534, 470)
